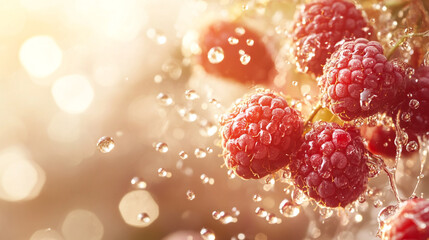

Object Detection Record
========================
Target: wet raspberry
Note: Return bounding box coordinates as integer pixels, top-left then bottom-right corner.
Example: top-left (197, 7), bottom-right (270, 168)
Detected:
top-left (290, 121), bottom-right (369, 207)
top-left (220, 90), bottom-right (304, 179)
top-left (381, 198), bottom-right (429, 240)
top-left (291, 0), bottom-right (373, 76)
top-left (199, 21), bottom-right (276, 85)
top-left (395, 66), bottom-right (429, 136)
top-left (319, 38), bottom-right (406, 121)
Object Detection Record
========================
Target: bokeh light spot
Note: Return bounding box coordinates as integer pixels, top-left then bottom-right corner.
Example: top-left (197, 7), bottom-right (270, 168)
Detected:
top-left (119, 190), bottom-right (159, 228)
top-left (61, 209), bottom-right (104, 240)
top-left (52, 75), bottom-right (94, 114)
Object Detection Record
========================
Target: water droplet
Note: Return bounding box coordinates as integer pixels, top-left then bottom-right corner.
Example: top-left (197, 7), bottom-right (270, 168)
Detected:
top-left (185, 89), bottom-right (199, 100)
top-left (235, 27), bottom-right (245, 36)
top-left (401, 112), bottom-right (411, 122)
top-left (255, 207), bottom-right (268, 218)
top-left (137, 212), bottom-right (150, 223)
top-left (239, 54), bottom-right (251, 65)
top-left (154, 142), bottom-right (169, 153)
top-left (253, 194), bottom-right (262, 202)
top-left (406, 141), bottom-right (418, 152)
top-left (374, 199), bottom-right (383, 208)
top-left (231, 207), bottom-right (240, 216)
top-left (162, 60), bottom-right (182, 80)
top-left (219, 213), bottom-right (238, 224)
top-left (194, 148), bottom-right (207, 158)
top-left (153, 74), bottom-right (163, 83)
top-left (228, 37), bottom-right (239, 45)
top-left (207, 47), bottom-right (224, 64)
top-left (200, 228), bottom-right (215, 240)
top-left (367, 161), bottom-right (381, 178)
top-left (212, 211), bottom-right (222, 220)
top-left (246, 39), bottom-right (254, 46)
top-left (291, 188), bottom-right (308, 205)
top-left (279, 199), bottom-right (300, 217)
top-left (131, 177), bottom-right (147, 189)
top-left (156, 93), bottom-right (174, 106)
top-left (378, 205), bottom-right (398, 226)
top-left (178, 107), bottom-right (198, 122)
top-left (97, 136), bottom-right (115, 153)
top-left (146, 28), bottom-right (167, 45)
top-left (179, 151), bottom-right (188, 160)
top-left (291, 81), bottom-right (298, 86)
top-left (227, 169), bottom-right (236, 179)
top-left (266, 213), bottom-right (282, 224)
top-left (157, 168), bottom-right (172, 178)
top-left (409, 99), bottom-right (420, 110)
top-left (200, 121), bottom-right (218, 137)
top-left (354, 213), bottom-right (363, 223)
top-left (206, 147), bottom-right (213, 154)
top-left (186, 190), bottom-right (195, 200)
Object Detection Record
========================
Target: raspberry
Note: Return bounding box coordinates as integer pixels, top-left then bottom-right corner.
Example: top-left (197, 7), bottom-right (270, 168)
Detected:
top-left (290, 121), bottom-right (369, 207)
top-left (198, 21), bottom-right (275, 85)
top-left (381, 198), bottom-right (429, 240)
top-left (395, 66), bottom-right (429, 135)
top-left (361, 126), bottom-right (418, 159)
top-left (319, 38), bottom-right (406, 121)
top-left (219, 90), bottom-right (304, 179)
top-left (291, 0), bottom-right (373, 76)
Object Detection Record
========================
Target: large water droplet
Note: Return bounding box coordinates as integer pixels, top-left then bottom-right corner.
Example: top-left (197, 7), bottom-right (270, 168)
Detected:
top-left (207, 47), bottom-right (224, 64)
top-left (246, 39), bottom-right (254, 46)
top-left (406, 141), bottom-right (418, 152)
top-left (279, 199), bottom-right (300, 217)
top-left (240, 54), bottom-right (251, 65)
top-left (292, 188), bottom-right (308, 205)
top-left (97, 136), bottom-right (115, 153)
top-left (228, 37), bottom-right (239, 45)
top-left (179, 151), bottom-right (188, 160)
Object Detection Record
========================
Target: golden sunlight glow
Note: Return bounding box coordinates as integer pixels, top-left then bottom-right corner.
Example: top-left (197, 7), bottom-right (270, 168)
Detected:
top-left (19, 36), bottom-right (62, 78)
top-left (51, 75), bottom-right (94, 114)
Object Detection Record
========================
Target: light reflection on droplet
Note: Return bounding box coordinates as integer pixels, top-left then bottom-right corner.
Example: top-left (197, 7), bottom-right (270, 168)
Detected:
top-left (194, 148), bottom-right (207, 158)
top-left (154, 142), bottom-right (169, 153)
top-left (207, 47), bottom-right (224, 64)
top-left (97, 136), bottom-right (115, 153)
top-left (19, 36), bottom-right (62, 79)
top-left (119, 190), bottom-right (159, 228)
top-left (52, 75), bottom-right (94, 114)
top-left (137, 212), bottom-right (151, 223)
top-left (186, 190), bottom-right (195, 200)
top-left (131, 177), bottom-right (147, 189)
top-left (200, 228), bottom-right (215, 240)
top-left (61, 209), bottom-right (104, 240)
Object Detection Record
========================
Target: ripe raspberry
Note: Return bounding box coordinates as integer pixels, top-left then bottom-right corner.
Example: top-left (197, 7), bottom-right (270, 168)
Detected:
top-left (395, 66), bottom-right (429, 135)
top-left (319, 38), bottom-right (406, 121)
top-left (291, 0), bottom-right (373, 76)
top-left (198, 21), bottom-right (275, 85)
top-left (381, 198), bottom-right (429, 240)
top-left (290, 121), bottom-right (369, 207)
top-left (361, 126), bottom-right (418, 159)
top-left (219, 90), bottom-right (304, 179)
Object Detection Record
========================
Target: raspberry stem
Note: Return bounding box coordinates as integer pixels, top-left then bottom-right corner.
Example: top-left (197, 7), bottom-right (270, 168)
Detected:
top-left (304, 103), bottom-right (323, 129)
top-left (386, 30), bottom-right (429, 60)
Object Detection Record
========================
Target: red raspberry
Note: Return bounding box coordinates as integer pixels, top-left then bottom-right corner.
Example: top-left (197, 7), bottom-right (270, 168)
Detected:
top-left (319, 38), bottom-right (406, 121)
top-left (396, 66), bottom-right (429, 136)
top-left (361, 126), bottom-right (418, 159)
top-left (290, 121), bottom-right (369, 207)
top-left (291, 0), bottom-right (373, 76)
top-left (219, 90), bottom-right (304, 179)
top-left (198, 21), bottom-right (275, 85)
top-left (381, 198), bottom-right (429, 240)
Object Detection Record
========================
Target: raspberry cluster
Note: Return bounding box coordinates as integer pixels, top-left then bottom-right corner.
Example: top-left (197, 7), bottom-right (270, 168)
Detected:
top-left (291, 0), bottom-right (373, 76)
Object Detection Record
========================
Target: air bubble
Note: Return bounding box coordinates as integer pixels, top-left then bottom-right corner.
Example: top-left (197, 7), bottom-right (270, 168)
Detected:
top-left (179, 151), bottom-right (188, 160)
top-left (279, 199), bottom-right (300, 218)
top-left (228, 37), bottom-right (239, 45)
top-left (240, 54), bottom-right (251, 65)
top-left (137, 212), bottom-right (150, 223)
top-left (194, 148), bottom-right (207, 158)
top-left (409, 99), bottom-right (419, 110)
top-left (200, 228), bottom-right (215, 240)
top-left (373, 199), bottom-right (383, 208)
top-left (185, 89), bottom-right (199, 100)
top-left (292, 188), bottom-right (308, 205)
top-left (207, 47), bottom-right (224, 64)
top-left (406, 141), bottom-right (418, 152)
top-left (97, 136), bottom-right (115, 153)
top-left (246, 39), bottom-right (254, 46)
top-left (156, 93), bottom-right (174, 106)
top-left (401, 112), bottom-right (411, 122)
top-left (186, 190), bottom-right (195, 200)
top-left (154, 142), bottom-right (169, 153)
top-left (130, 177), bottom-right (147, 189)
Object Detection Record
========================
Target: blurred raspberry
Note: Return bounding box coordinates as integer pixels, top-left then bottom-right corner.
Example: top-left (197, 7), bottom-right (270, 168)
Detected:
top-left (395, 66), bottom-right (429, 135)
top-left (381, 198), bottom-right (429, 240)
top-left (220, 90), bottom-right (303, 179)
top-left (291, 0), bottom-right (373, 76)
top-left (361, 126), bottom-right (418, 159)
top-left (290, 121), bottom-right (369, 207)
top-left (319, 38), bottom-right (406, 121)
top-left (198, 21), bottom-right (275, 85)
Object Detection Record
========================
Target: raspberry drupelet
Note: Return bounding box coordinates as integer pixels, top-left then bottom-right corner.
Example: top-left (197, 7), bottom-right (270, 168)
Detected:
top-left (380, 198), bottom-right (429, 240)
top-left (290, 121), bottom-right (369, 207)
top-left (198, 21), bottom-right (276, 85)
top-left (319, 38), bottom-right (406, 121)
top-left (291, 0), bottom-right (373, 76)
top-left (395, 66), bottom-right (429, 136)
top-left (219, 90), bottom-right (304, 179)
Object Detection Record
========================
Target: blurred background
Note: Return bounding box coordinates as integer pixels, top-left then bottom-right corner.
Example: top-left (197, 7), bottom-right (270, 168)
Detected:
top-left (0, 0), bottom-right (428, 239)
